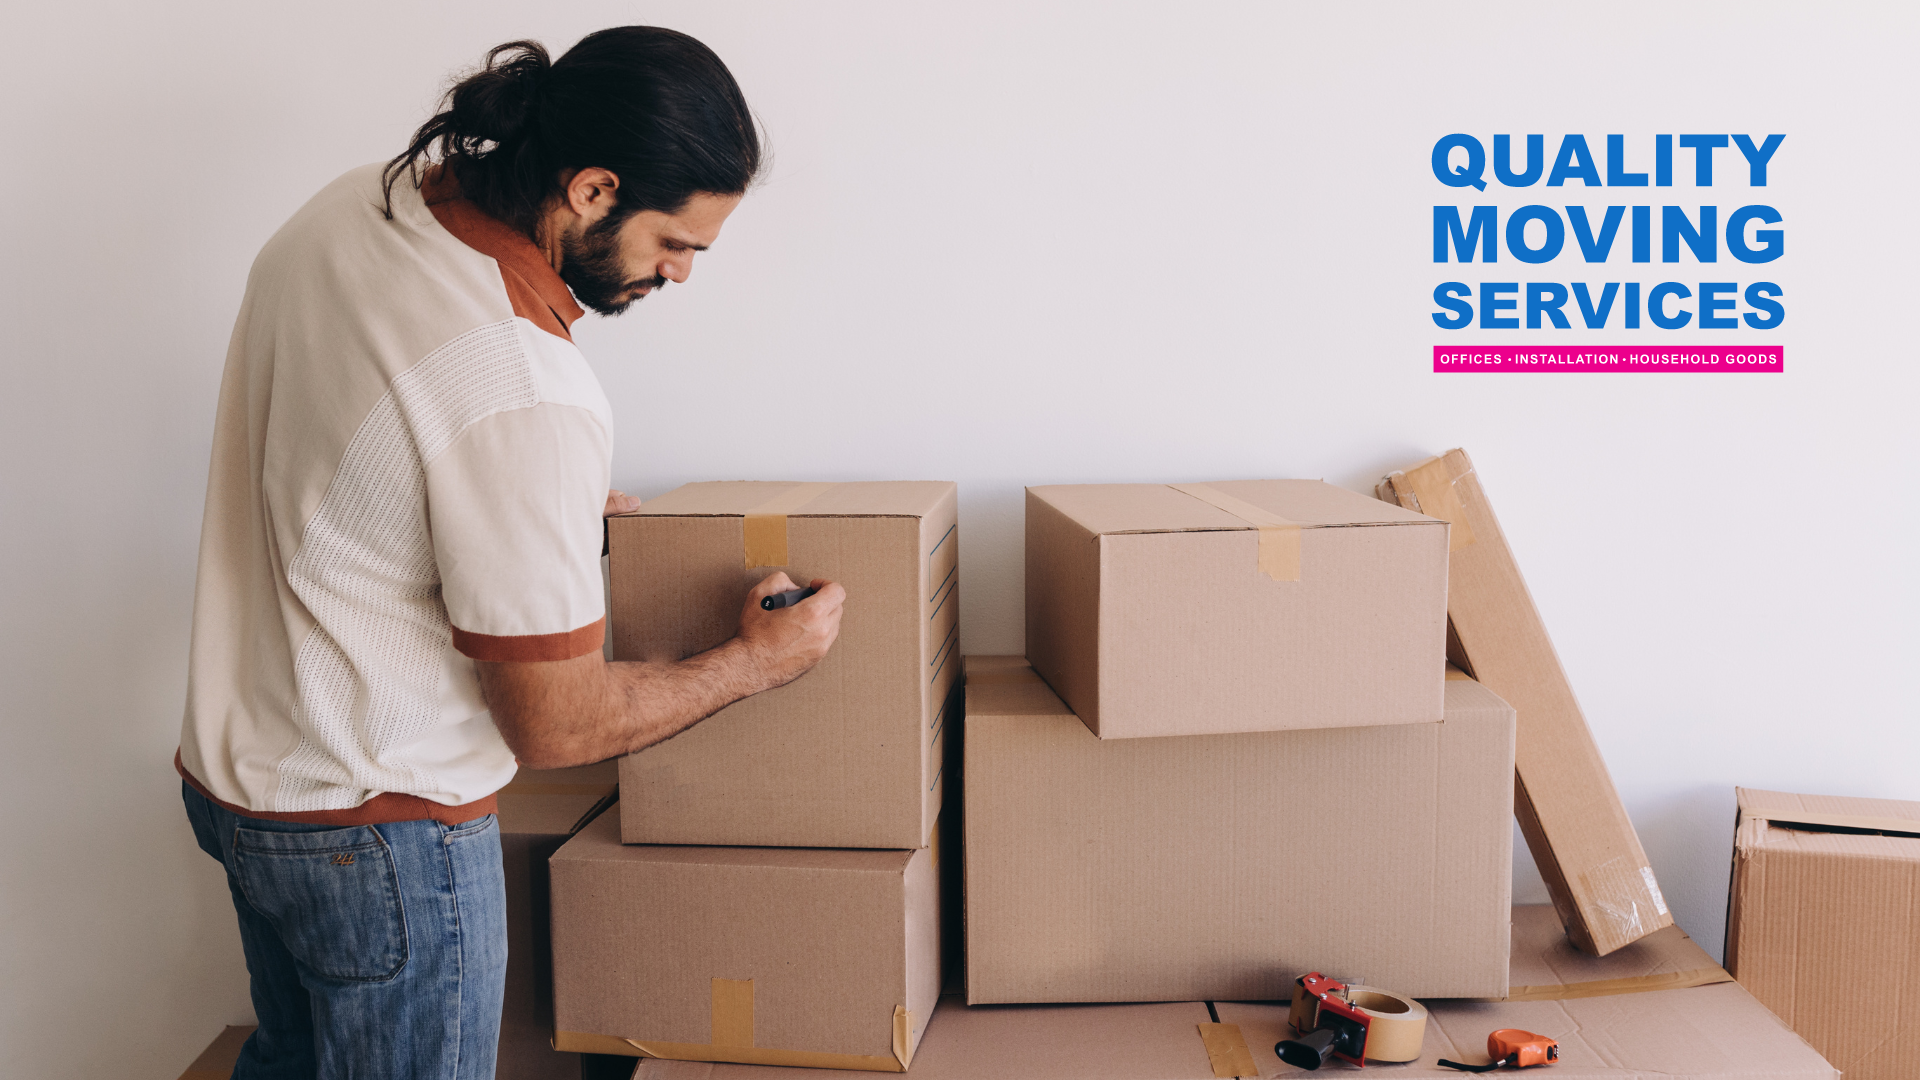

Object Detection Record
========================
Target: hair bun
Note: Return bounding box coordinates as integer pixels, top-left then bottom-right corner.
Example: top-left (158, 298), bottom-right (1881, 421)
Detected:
top-left (447, 40), bottom-right (551, 147)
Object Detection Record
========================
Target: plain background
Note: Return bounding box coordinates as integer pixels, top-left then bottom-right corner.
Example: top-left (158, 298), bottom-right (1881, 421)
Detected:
top-left (2, 3), bottom-right (1915, 1076)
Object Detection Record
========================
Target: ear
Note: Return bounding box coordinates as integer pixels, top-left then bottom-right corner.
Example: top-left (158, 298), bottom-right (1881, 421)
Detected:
top-left (562, 167), bottom-right (621, 221)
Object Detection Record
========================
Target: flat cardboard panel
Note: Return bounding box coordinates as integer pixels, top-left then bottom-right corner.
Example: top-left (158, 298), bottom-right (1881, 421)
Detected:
top-left (499, 763), bottom-right (620, 1080)
top-left (1025, 480), bottom-right (1447, 739)
top-left (630, 998), bottom-right (1220, 1080)
top-left (1378, 449), bottom-right (1669, 956)
top-left (611, 481), bottom-right (957, 849)
top-left (1220, 982), bottom-right (1837, 1078)
top-left (963, 656), bottom-right (1512, 1003)
top-left (1726, 788), bottom-right (1920, 1080)
top-left (1504, 904), bottom-right (1729, 1001)
top-left (550, 813), bottom-right (941, 1069)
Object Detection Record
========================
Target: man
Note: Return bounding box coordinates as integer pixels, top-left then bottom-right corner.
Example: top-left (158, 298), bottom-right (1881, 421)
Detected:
top-left (177, 28), bottom-right (843, 1079)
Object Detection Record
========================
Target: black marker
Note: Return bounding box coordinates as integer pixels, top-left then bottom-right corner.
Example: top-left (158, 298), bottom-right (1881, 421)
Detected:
top-left (762, 586), bottom-right (818, 611)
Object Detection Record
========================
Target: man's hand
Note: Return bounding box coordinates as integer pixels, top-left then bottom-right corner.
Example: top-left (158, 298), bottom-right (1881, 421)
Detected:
top-left (605, 489), bottom-right (640, 516)
top-left (476, 570), bottom-right (846, 769)
top-left (736, 571), bottom-right (845, 692)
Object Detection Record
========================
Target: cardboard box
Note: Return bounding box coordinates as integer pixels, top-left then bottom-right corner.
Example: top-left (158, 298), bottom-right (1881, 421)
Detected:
top-left (610, 481), bottom-right (959, 849)
top-left (498, 763), bottom-right (621, 1080)
top-left (1025, 480), bottom-right (1447, 739)
top-left (962, 656), bottom-right (1513, 1003)
top-left (630, 998), bottom-right (1223, 1080)
top-left (1725, 787), bottom-right (1920, 1080)
top-left (1377, 449), bottom-right (1671, 956)
top-left (549, 811), bottom-right (941, 1072)
top-left (1217, 904), bottom-right (1833, 1078)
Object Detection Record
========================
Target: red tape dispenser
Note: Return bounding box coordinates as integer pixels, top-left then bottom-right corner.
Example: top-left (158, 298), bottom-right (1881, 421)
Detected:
top-left (1437, 1028), bottom-right (1559, 1072)
top-left (1276, 972), bottom-right (1429, 1070)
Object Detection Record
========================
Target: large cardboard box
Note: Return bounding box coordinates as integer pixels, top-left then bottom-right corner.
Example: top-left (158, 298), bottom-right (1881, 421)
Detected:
top-left (1377, 449), bottom-right (1671, 956)
top-left (610, 481), bottom-right (958, 849)
top-left (498, 763), bottom-right (621, 1080)
top-left (549, 811), bottom-right (941, 1072)
top-left (1025, 480), bottom-right (1447, 739)
top-left (1725, 787), bottom-right (1920, 1080)
top-left (963, 656), bottom-right (1513, 1003)
top-left (624, 907), bottom-right (1825, 1080)
top-left (1218, 903), bottom-right (1833, 1078)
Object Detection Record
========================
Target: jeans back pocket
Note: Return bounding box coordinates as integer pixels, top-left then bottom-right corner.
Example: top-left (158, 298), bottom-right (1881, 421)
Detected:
top-left (233, 825), bottom-right (409, 982)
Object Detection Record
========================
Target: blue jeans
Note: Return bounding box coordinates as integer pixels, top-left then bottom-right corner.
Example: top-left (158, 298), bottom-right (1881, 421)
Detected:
top-left (184, 782), bottom-right (508, 1079)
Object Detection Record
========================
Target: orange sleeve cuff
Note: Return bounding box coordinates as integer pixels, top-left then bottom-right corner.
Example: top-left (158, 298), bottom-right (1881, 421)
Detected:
top-left (452, 618), bottom-right (604, 662)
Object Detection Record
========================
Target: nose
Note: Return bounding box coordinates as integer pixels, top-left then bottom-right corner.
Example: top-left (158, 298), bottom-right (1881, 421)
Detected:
top-left (663, 254), bottom-right (693, 284)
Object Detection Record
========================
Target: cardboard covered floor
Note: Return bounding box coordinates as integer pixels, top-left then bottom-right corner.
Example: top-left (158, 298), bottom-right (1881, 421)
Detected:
top-left (605, 907), bottom-right (1832, 1080)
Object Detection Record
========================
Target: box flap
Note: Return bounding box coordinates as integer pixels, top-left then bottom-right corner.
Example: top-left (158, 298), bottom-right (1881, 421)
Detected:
top-left (1737, 786), bottom-right (1920, 839)
top-left (556, 811), bottom-right (916, 875)
top-left (963, 656), bottom-right (1074, 716)
top-left (1505, 904), bottom-right (1730, 1000)
top-left (626, 481), bottom-right (953, 519)
top-left (1028, 480), bottom-right (1438, 537)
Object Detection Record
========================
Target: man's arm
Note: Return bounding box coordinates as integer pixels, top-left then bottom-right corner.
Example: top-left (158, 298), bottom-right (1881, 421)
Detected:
top-left (478, 571), bottom-right (845, 769)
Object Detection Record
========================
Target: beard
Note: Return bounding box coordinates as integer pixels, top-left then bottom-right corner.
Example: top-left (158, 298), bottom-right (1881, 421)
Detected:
top-left (559, 214), bottom-right (665, 317)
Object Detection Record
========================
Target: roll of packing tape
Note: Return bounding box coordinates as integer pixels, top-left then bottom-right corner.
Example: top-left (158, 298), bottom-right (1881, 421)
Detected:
top-left (1342, 985), bottom-right (1428, 1064)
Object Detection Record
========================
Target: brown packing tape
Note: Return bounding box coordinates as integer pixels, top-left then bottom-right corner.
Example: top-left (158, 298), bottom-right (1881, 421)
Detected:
top-left (1344, 986), bottom-right (1428, 1063)
top-left (1167, 483), bottom-right (1302, 582)
top-left (712, 977), bottom-right (753, 1047)
top-left (743, 482), bottom-right (838, 569)
top-left (1399, 456), bottom-right (1476, 552)
top-left (1197, 1022), bottom-right (1258, 1078)
top-left (1504, 965), bottom-right (1732, 1001)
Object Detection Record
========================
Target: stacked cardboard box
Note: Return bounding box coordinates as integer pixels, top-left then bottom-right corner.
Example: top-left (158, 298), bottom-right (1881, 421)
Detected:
top-left (496, 763), bottom-right (621, 1079)
top-left (963, 479), bottom-right (1514, 1004)
top-left (1725, 787), bottom-right (1920, 1080)
top-left (965, 656), bottom-right (1514, 1001)
top-left (551, 481), bottom-right (959, 1072)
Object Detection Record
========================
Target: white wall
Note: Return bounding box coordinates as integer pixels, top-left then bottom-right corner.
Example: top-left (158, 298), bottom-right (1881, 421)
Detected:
top-left (3, 3), bottom-right (1914, 1076)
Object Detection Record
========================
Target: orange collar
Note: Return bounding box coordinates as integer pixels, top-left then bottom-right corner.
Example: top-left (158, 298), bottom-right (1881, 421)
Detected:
top-left (421, 166), bottom-right (584, 341)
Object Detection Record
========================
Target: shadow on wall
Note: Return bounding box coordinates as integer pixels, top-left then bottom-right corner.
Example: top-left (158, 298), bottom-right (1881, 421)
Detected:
top-left (1631, 785), bottom-right (1740, 964)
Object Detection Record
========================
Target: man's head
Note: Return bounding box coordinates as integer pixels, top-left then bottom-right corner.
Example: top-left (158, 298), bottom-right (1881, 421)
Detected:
top-left (385, 27), bottom-right (761, 315)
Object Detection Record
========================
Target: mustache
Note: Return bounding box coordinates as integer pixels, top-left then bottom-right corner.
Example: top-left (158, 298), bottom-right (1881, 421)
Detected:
top-left (629, 275), bottom-right (667, 295)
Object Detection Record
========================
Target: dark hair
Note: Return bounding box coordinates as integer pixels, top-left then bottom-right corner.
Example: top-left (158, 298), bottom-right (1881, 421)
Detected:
top-left (384, 27), bottom-right (762, 233)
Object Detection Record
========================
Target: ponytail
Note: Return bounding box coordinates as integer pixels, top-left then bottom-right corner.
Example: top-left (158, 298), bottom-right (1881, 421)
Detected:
top-left (382, 28), bottom-right (761, 235)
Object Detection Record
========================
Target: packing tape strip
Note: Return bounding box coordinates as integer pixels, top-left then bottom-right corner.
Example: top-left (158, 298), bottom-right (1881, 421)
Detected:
top-left (1399, 455), bottom-right (1476, 552)
top-left (1167, 483), bottom-right (1302, 582)
top-left (1196, 1022), bottom-right (1258, 1078)
top-left (1505, 965), bottom-right (1731, 1001)
top-left (743, 482), bottom-right (838, 569)
top-left (711, 977), bottom-right (753, 1047)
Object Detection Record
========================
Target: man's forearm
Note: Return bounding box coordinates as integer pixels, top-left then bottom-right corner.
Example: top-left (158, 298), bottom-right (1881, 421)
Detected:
top-left (479, 639), bottom-right (773, 770)
top-left (478, 572), bottom-right (846, 771)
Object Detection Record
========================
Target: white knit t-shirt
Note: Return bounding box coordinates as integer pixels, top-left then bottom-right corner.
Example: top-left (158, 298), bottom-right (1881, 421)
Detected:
top-left (179, 163), bottom-right (610, 820)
